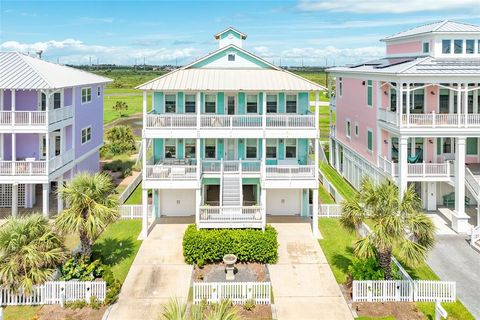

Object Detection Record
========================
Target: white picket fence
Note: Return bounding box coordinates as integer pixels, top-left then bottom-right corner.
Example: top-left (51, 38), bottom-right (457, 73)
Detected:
top-left (352, 280), bottom-right (456, 303)
top-left (119, 204), bottom-right (153, 219)
top-left (0, 281), bottom-right (107, 306)
top-left (117, 172), bottom-right (142, 204)
top-left (193, 282), bottom-right (271, 305)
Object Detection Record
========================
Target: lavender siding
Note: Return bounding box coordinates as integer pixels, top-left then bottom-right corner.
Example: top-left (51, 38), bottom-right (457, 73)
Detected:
top-left (73, 85), bottom-right (104, 158)
top-left (66, 125), bottom-right (73, 150)
top-left (2, 133), bottom-right (39, 160)
top-left (2, 90), bottom-right (37, 111)
top-left (64, 88), bottom-right (72, 106)
top-left (75, 150), bottom-right (99, 173)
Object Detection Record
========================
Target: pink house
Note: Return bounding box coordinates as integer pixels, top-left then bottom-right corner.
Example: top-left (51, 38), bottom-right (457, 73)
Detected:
top-left (328, 20), bottom-right (480, 234)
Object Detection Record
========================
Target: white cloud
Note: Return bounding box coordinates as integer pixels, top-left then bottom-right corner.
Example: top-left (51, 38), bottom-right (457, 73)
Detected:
top-left (298, 0), bottom-right (480, 13)
top-left (0, 39), bottom-right (198, 65)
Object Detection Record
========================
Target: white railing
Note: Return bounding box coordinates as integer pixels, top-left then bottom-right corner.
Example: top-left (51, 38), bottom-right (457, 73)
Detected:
top-left (199, 206), bottom-right (263, 226)
top-left (378, 109), bottom-right (480, 128)
top-left (193, 282), bottom-right (271, 305)
top-left (471, 225), bottom-right (480, 246)
top-left (118, 172), bottom-right (142, 204)
top-left (377, 109), bottom-right (398, 126)
top-left (265, 165), bottom-right (315, 179)
top-left (319, 204), bottom-right (342, 217)
top-left (377, 156), bottom-right (452, 178)
top-left (465, 167), bottom-right (480, 199)
top-left (201, 115), bottom-right (262, 128)
top-left (202, 160), bottom-right (261, 173)
top-left (0, 111), bottom-right (47, 126)
top-left (145, 164), bottom-right (196, 180)
top-left (119, 204), bottom-right (153, 219)
top-left (49, 149), bottom-right (74, 173)
top-left (0, 281), bottom-right (106, 306)
top-left (352, 280), bottom-right (456, 303)
top-left (48, 105), bottom-right (73, 124)
top-left (265, 114), bottom-right (315, 128)
top-left (0, 160), bottom-right (47, 176)
top-left (377, 156), bottom-right (397, 177)
top-left (146, 114), bottom-right (197, 128)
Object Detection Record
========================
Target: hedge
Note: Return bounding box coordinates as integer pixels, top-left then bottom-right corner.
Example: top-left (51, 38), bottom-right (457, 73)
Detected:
top-left (183, 225), bottom-right (279, 265)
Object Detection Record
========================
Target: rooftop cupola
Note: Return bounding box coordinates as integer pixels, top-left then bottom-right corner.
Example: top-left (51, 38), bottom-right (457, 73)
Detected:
top-left (214, 27), bottom-right (247, 49)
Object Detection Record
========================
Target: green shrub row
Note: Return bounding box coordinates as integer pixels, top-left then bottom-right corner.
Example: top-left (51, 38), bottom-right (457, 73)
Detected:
top-left (183, 225), bottom-right (279, 265)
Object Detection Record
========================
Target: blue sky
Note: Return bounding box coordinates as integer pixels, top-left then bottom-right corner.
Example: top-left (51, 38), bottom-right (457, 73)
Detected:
top-left (1, 0), bottom-right (480, 66)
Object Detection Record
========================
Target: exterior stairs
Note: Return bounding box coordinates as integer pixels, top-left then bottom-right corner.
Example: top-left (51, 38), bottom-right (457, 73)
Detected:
top-left (222, 174), bottom-right (242, 206)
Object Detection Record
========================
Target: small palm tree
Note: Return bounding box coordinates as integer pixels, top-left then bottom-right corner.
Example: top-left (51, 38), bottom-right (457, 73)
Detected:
top-left (0, 214), bottom-right (66, 294)
top-left (340, 178), bottom-right (435, 280)
top-left (205, 300), bottom-right (240, 320)
top-left (160, 298), bottom-right (187, 320)
top-left (159, 299), bottom-right (241, 320)
top-left (55, 172), bottom-right (119, 257)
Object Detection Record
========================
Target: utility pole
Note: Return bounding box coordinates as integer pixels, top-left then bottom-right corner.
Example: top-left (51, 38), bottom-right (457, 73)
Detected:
top-left (89, 56), bottom-right (92, 69)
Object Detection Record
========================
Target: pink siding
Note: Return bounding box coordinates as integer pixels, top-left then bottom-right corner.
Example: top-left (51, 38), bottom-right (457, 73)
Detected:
top-left (425, 138), bottom-right (435, 163)
top-left (381, 130), bottom-right (389, 157)
top-left (426, 85), bottom-right (437, 113)
top-left (386, 41), bottom-right (422, 56)
top-left (336, 77), bottom-right (378, 164)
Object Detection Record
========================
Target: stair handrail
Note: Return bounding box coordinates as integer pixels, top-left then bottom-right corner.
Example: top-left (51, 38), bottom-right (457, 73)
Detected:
top-left (471, 225), bottom-right (480, 246)
top-left (465, 167), bottom-right (480, 198)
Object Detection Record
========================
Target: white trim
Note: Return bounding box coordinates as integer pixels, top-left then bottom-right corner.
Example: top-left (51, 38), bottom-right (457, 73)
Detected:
top-left (184, 138), bottom-right (196, 159)
top-left (204, 92), bottom-right (217, 114)
top-left (81, 87), bottom-right (92, 104)
top-left (224, 138), bottom-right (238, 160)
top-left (422, 40), bottom-right (430, 54)
top-left (164, 138), bottom-right (177, 159)
top-left (266, 138), bottom-right (278, 159)
top-left (265, 93), bottom-right (279, 114)
top-left (244, 138), bottom-right (258, 159)
top-left (204, 138), bottom-right (217, 159)
top-left (163, 92), bottom-right (177, 113)
top-left (184, 93), bottom-right (196, 114)
top-left (346, 119), bottom-right (352, 139)
top-left (80, 126), bottom-right (92, 145)
top-left (284, 138), bottom-right (297, 160)
top-left (246, 93), bottom-right (259, 114)
top-left (354, 122), bottom-right (359, 137)
top-left (285, 93), bottom-right (298, 114)
top-left (367, 80), bottom-right (373, 108)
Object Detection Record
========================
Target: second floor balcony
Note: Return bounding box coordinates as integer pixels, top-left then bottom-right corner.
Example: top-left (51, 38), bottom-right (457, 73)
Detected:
top-left (379, 109), bottom-right (480, 129)
top-left (0, 105), bottom-right (74, 131)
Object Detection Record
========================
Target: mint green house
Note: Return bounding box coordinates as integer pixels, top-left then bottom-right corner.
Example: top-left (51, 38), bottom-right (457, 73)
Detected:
top-left (137, 28), bottom-right (325, 238)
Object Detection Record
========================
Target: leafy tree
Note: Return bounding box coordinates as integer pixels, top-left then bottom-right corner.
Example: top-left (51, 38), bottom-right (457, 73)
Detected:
top-left (340, 178), bottom-right (435, 280)
top-left (0, 214), bottom-right (66, 294)
top-left (55, 172), bottom-right (119, 257)
top-left (104, 125), bottom-right (137, 155)
top-left (113, 100), bottom-right (128, 117)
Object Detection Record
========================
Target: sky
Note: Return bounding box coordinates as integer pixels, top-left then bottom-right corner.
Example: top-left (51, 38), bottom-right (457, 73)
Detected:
top-left (1, 0), bottom-right (480, 66)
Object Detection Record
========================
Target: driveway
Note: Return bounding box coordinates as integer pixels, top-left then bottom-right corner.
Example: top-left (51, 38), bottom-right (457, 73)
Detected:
top-left (268, 221), bottom-right (353, 320)
top-left (427, 234), bottom-right (480, 319)
top-left (106, 222), bottom-right (192, 320)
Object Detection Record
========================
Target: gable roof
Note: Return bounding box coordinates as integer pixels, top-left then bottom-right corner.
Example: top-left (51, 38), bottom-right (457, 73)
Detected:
top-left (0, 51), bottom-right (112, 90)
top-left (382, 20), bottom-right (480, 41)
top-left (214, 27), bottom-right (247, 40)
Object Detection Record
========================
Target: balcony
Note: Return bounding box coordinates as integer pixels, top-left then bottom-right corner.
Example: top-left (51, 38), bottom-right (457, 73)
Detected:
top-left (0, 106), bottom-right (73, 130)
top-left (378, 109), bottom-right (480, 129)
top-left (145, 159), bottom-right (197, 180)
top-left (377, 155), bottom-right (453, 180)
top-left (49, 149), bottom-right (74, 173)
top-left (265, 164), bottom-right (315, 179)
top-left (202, 160), bottom-right (261, 174)
top-left (0, 161), bottom-right (47, 176)
top-left (198, 205), bottom-right (263, 229)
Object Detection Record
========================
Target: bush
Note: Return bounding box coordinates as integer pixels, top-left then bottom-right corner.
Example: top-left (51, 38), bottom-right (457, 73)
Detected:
top-left (102, 159), bottom-right (135, 178)
top-left (60, 255), bottom-right (105, 281)
top-left (102, 266), bottom-right (122, 305)
top-left (65, 300), bottom-right (88, 310)
top-left (103, 125), bottom-right (137, 156)
top-left (243, 299), bottom-right (255, 311)
top-left (183, 225), bottom-right (278, 265)
top-left (348, 257), bottom-right (401, 280)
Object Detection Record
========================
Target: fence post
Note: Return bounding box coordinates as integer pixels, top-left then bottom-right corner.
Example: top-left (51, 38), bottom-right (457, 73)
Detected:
top-left (367, 280), bottom-right (372, 302)
top-left (247, 283), bottom-right (253, 300)
top-left (85, 282), bottom-right (91, 303)
top-left (212, 283), bottom-right (218, 303)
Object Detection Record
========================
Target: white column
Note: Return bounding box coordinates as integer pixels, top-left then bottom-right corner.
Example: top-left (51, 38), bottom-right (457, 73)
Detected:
top-left (315, 91), bottom-right (319, 131)
top-left (335, 143), bottom-right (340, 171)
top-left (405, 83), bottom-right (410, 127)
top-left (11, 183), bottom-right (18, 218)
top-left (141, 188), bottom-right (148, 239)
top-left (410, 138), bottom-right (416, 157)
top-left (57, 178), bottom-right (64, 213)
top-left (60, 127), bottom-right (65, 154)
top-left (142, 138), bottom-right (147, 181)
top-left (262, 92), bottom-right (267, 129)
top-left (196, 92), bottom-right (201, 130)
top-left (314, 138), bottom-right (319, 181)
top-left (464, 84), bottom-right (469, 125)
top-left (42, 183), bottom-right (49, 218)
top-left (262, 138), bottom-right (266, 180)
top-left (457, 83), bottom-right (462, 126)
top-left (453, 137), bottom-right (470, 233)
top-left (398, 83), bottom-right (403, 126)
top-left (196, 137), bottom-right (201, 181)
top-left (195, 188), bottom-right (201, 227)
top-left (312, 188), bottom-right (319, 238)
top-left (329, 138), bottom-right (333, 164)
top-left (398, 137), bottom-right (408, 196)
top-left (261, 187), bottom-right (267, 230)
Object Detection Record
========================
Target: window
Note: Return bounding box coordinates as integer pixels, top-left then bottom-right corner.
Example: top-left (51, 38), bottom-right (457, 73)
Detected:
top-left (285, 139), bottom-right (297, 158)
top-left (286, 94), bottom-right (297, 113)
top-left (185, 139), bottom-right (196, 158)
top-left (422, 41), bottom-right (430, 54)
top-left (81, 127), bottom-right (92, 144)
top-left (478, 40), bottom-right (480, 53)
top-left (467, 138), bottom-right (478, 155)
top-left (442, 40), bottom-right (451, 54)
top-left (228, 53), bottom-right (235, 61)
top-left (165, 139), bottom-right (176, 158)
top-left (466, 40), bottom-right (475, 54)
top-left (439, 89), bottom-right (450, 113)
top-left (443, 138), bottom-right (452, 154)
top-left (354, 123), bottom-right (359, 136)
top-left (53, 92), bottom-right (61, 109)
top-left (338, 77), bottom-right (343, 97)
top-left (246, 94), bottom-right (258, 113)
top-left (454, 39), bottom-right (463, 54)
top-left (97, 86), bottom-right (101, 97)
top-left (41, 93), bottom-right (46, 110)
top-left (346, 120), bottom-right (351, 138)
top-left (246, 139), bottom-right (257, 159)
top-left (266, 139), bottom-right (277, 158)
top-left (266, 94), bottom-right (277, 113)
top-left (205, 139), bottom-right (216, 159)
top-left (165, 94), bottom-right (176, 113)
top-left (185, 94), bottom-right (196, 113)
top-left (367, 80), bottom-right (373, 107)
top-left (81, 87), bottom-right (92, 103)
top-left (367, 130), bottom-right (373, 152)
top-left (205, 94), bottom-right (216, 113)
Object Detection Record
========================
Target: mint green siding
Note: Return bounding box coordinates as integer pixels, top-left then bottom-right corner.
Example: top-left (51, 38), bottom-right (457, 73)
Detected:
top-left (238, 92), bottom-right (245, 114)
top-left (259, 93), bottom-right (264, 115)
top-left (191, 47), bottom-right (271, 69)
top-left (177, 139), bottom-right (184, 158)
top-left (154, 92), bottom-right (163, 113)
top-left (278, 139), bottom-right (285, 160)
top-left (217, 92), bottom-right (225, 115)
top-left (278, 93), bottom-right (285, 113)
top-left (153, 138), bottom-right (164, 162)
top-left (153, 192), bottom-right (160, 218)
top-left (298, 93), bottom-right (308, 114)
top-left (177, 92), bottom-right (184, 113)
top-left (202, 178), bottom-right (220, 185)
top-left (298, 139), bottom-right (308, 164)
top-left (220, 30), bottom-right (241, 40)
top-left (200, 92), bottom-right (205, 113)
top-left (217, 139), bottom-right (224, 160)
top-left (238, 139), bottom-right (245, 159)
top-left (258, 139), bottom-right (263, 158)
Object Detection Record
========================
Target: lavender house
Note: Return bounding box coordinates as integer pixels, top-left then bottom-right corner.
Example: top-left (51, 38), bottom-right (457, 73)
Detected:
top-left (0, 52), bottom-right (111, 217)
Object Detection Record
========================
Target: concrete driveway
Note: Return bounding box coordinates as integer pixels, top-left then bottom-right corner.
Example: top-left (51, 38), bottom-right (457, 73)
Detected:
top-left (106, 222), bottom-right (192, 320)
top-left (427, 234), bottom-right (480, 319)
top-left (269, 221), bottom-right (353, 320)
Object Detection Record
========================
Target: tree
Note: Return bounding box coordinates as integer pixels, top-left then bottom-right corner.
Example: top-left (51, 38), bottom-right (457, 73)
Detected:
top-left (55, 172), bottom-right (119, 257)
top-left (0, 214), bottom-right (66, 294)
top-left (340, 178), bottom-right (435, 280)
top-left (113, 101), bottom-right (128, 117)
top-left (104, 125), bottom-right (137, 155)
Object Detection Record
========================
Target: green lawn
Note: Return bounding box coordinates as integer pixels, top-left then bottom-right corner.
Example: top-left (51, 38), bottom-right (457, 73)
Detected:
top-left (416, 301), bottom-right (475, 320)
top-left (92, 69), bottom-right (166, 89)
top-left (92, 220), bottom-right (142, 283)
top-left (125, 185), bottom-right (142, 205)
top-left (105, 88), bottom-right (141, 95)
top-left (4, 305), bottom-right (41, 320)
top-left (318, 184), bottom-right (335, 204)
top-left (319, 162), bottom-right (358, 201)
top-left (104, 94), bottom-right (151, 124)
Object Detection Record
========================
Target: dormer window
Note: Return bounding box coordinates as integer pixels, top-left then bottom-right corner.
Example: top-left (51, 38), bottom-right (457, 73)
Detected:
top-left (442, 40), bottom-right (451, 54)
top-left (466, 40), bottom-right (475, 54)
top-left (228, 53), bottom-right (235, 61)
top-left (454, 39), bottom-right (463, 54)
top-left (422, 41), bottom-right (430, 54)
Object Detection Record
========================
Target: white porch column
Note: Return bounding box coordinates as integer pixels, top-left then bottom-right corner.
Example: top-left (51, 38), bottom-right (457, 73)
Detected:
top-left (42, 183), bottom-right (49, 218)
top-left (329, 138), bottom-right (333, 164)
top-left (315, 91), bottom-right (319, 131)
top-left (262, 92), bottom-right (266, 129)
top-left (312, 188), bottom-right (319, 238)
top-left (314, 138), bottom-right (319, 181)
top-left (464, 84), bottom-right (469, 125)
top-left (334, 142), bottom-right (340, 171)
top-left (405, 83), bottom-right (410, 127)
top-left (11, 183), bottom-right (18, 218)
top-left (398, 137), bottom-right (408, 196)
top-left (261, 187), bottom-right (267, 230)
top-left (457, 83), bottom-right (462, 126)
top-left (57, 178), bottom-right (64, 213)
top-left (195, 188), bottom-right (201, 227)
top-left (262, 137), bottom-right (266, 180)
top-left (141, 188), bottom-right (148, 239)
top-left (196, 92), bottom-right (201, 130)
top-left (196, 137), bottom-right (201, 181)
top-left (453, 137), bottom-right (470, 233)
top-left (11, 89), bottom-right (15, 126)
top-left (142, 138), bottom-right (147, 181)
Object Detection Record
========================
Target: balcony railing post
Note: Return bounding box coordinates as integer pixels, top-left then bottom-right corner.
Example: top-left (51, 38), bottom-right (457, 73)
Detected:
top-left (432, 111), bottom-right (435, 128)
top-left (422, 161), bottom-right (426, 178)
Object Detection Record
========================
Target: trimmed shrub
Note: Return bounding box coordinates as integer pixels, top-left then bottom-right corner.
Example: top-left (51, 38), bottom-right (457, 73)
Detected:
top-left (348, 257), bottom-right (401, 280)
top-left (183, 225), bottom-right (278, 264)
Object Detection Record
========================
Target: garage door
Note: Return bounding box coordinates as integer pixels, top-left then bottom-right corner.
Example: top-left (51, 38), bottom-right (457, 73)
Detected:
top-left (160, 189), bottom-right (195, 216)
top-left (266, 189), bottom-right (301, 215)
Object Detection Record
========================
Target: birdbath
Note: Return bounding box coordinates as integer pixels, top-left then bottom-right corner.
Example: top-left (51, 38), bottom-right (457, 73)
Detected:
top-left (223, 254), bottom-right (237, 281)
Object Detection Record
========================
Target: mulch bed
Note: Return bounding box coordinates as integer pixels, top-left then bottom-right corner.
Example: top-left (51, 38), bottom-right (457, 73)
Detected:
top-left (193, 262), bottom-right (270, 282)
top-left (235, 305), bottom-right (272, 319)
top-left (37, 305), bottom-right (107, 320)
top-left (353, 302), bottom-right (424, 320)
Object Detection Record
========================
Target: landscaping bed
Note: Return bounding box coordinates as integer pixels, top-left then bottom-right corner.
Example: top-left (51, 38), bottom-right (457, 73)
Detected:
top-left (354, 302), bottom-right (423, 320)
top-left (193, 262), bottom-right (270, 283)
top-left (36, 305), bottom-right (107, 320)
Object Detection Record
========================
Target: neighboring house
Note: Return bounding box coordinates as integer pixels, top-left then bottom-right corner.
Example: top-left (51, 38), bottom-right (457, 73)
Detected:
top-left (0, 52), bottom-right (111, 217)
top-left (137, 28), bottom-right (325, 238)
top-left (328, 20), bottom-right (480, 233)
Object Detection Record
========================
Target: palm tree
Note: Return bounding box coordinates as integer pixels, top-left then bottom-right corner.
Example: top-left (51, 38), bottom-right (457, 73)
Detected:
top-left (0, 214), bottom-right (66, 294)
top-left (340, 178), bottom-right (435, 280)
top-left (55, 172), bottom-right (119, 257)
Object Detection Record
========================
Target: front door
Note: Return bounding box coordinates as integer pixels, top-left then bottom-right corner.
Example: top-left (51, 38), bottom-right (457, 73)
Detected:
top-left (225, 139), bottom-right (236, 160)
top-left (227, 95), bottom-right (236, 115)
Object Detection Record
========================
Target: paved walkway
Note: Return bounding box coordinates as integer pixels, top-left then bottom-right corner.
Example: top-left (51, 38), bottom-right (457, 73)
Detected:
top-left (106, 222), bottom-right (192, 320)
top-left (268, 221), bottom-right (353, 320)
top-left (427, 234), bottom-right (480, 319)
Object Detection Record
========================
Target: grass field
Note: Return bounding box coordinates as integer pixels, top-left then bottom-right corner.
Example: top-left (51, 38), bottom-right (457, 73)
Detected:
top-left (4, 305), bottom-right (41, 320)
top-left (104, 92), bottom-right (151, 124)
top-left (124, 185), bottom-right (142, 205)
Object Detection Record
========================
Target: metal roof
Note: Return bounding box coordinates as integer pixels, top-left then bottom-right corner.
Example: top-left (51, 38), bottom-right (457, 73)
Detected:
top-left (137, 68), bottom-right (325, 91)
top-left (382, 20), bottom-right (480, 41)
top-left (0, 51), bottom-right (112, 90)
